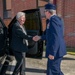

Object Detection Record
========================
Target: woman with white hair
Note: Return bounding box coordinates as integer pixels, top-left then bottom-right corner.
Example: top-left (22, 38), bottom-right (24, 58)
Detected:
top-left (10, 12), bottom-right (33, 75)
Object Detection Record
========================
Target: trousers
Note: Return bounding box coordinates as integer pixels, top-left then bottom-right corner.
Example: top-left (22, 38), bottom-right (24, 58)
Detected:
top-left (47, 57), bottom-right (64, 75)
top-left (12, 51), bottom-right (26, 75)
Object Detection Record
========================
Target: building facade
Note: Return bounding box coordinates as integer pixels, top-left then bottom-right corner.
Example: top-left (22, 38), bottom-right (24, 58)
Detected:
top-left (0, 0), bottom-right (37, 26)
top-left (0, 0), bottom-right (75, 47)
top-left (56, 0), bottom-right (75, 47)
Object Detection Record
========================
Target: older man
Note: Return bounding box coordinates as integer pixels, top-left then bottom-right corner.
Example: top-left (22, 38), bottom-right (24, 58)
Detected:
top-left (10, 12), bottom-right (33, 75)
top-left (33, 3), bottom-right (66, 75)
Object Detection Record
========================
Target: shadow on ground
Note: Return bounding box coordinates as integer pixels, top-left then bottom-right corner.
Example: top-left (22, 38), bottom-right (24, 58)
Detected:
top-left (63, 57), bottom-right (75, 60)
top-left (25, 68), bottom-right (46, 73)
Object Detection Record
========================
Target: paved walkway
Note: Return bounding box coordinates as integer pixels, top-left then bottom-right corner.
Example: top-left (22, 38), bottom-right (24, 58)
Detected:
top-left (25, 53), bottom-right (75, 75)
top-left (0, 53), bottom-right (75, 75)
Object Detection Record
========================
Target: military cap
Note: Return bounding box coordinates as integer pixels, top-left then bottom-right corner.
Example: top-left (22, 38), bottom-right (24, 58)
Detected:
top-left (45, 3), bottom-right (56, 10)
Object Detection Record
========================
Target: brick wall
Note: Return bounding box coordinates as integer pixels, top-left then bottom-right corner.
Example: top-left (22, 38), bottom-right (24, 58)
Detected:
top-left (38, 0), bottom-right (48, 7)
top-left (1, 0), bottom-right (75, 47)
top-left (2, 0), bottom-right (37, 26)
top-left (38, 0), bottom-right (48, 31)
top-left (11, 0), bottom-right (37, 19)
top-left (64, 0), bottom-right (75, 47)
top-left (56, 0), bottom-right (75, 47)
top-left (0, 0), bottom-right (3, 19)
top-left (56, 0), bottom-right (64, 17)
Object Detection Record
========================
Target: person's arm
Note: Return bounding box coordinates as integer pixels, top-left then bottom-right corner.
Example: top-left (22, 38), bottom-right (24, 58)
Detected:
top-left (33, 30), bottom-right (46, 41)
top-left (48, 18), bottom-right (60, 57)
top-left (41, 33), bottom-right (46, 40)
top-left (13, 24), bottom-right (33, 40)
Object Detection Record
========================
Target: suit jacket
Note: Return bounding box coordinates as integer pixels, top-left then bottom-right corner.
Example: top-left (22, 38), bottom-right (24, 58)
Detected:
top-left (10, 22), bottom-right (32, 52)
top-left (41, 15), bottom-right (66, 58)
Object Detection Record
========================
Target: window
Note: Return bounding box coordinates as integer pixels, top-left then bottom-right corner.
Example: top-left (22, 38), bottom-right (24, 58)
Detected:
top-left (3, 0), bottom-right (11, 19)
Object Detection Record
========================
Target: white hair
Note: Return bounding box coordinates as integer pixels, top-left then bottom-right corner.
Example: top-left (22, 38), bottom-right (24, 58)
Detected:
top-left (45, 9), bottom-right (56, 15)
top-left (47, 9), bottom-right (56, 15)
top-left (16, 12), bottom-right (25, 20)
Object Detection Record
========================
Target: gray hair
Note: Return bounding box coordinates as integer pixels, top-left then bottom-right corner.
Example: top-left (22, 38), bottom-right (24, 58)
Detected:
top-left (47, 9), bottom-right (56, 15)
top-left (16, 12), bottom-right (25, 20)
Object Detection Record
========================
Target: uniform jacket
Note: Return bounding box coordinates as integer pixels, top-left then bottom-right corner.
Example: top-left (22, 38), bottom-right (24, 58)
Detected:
top-left (10, 22), bottom-right (32, 52)
top-left (41, 15), bottom-right (66, 57)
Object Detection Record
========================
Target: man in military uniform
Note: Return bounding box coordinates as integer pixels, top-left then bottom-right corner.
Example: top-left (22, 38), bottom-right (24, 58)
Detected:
top-left (33, 3), bottom-right (66, 75)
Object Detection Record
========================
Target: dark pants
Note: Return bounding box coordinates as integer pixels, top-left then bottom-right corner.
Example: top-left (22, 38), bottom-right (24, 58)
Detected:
top-left (47, 57), bottom-right (64, 75)
top-left (12, 51), bottom-right (25, 75)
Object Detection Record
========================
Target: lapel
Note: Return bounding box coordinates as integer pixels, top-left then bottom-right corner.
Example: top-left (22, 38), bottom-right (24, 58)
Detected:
top-left (16, 21), bottom-right (28, 46)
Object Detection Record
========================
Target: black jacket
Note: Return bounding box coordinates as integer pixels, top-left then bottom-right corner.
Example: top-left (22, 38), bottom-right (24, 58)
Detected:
top-left (10, 22), bottom-right (32, 52)
top-left (0, 18), bottom-right (7, 56)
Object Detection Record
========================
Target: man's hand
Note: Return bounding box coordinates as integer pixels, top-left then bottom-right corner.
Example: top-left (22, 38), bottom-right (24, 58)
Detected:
top-left (48, 55), bottom-right (54, 60)
top-left (33, 35), bottom-right (41, 41)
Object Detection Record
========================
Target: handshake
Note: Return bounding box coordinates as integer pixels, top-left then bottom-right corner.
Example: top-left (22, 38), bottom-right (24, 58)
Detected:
top-left (33, 35), bottom-right (41, 41)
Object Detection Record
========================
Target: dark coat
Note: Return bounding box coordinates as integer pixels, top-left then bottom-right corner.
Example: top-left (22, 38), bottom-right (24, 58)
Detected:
top-left (0, 27), bottom-right (7, 50)
top-left (0, 18), bottom-right (7, 56)
top-left (10, 22), bottom-right (32, 52)
top-left (41, 15), bottom-right (66, 58)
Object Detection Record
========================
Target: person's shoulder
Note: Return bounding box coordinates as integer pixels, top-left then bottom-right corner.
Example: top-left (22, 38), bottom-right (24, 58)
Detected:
top-left (12, 22), bottom-right (20, 30)
top-left (13, 22), bottom-right (19, 27)
top-left (51, 15), bottom-right (62, 22)
top-left (15, 22), bottom-right (19, 26)
top-left (51, 15), bottom-right (59, 19)
top-left (50, 15), bottom-right (57, 22)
